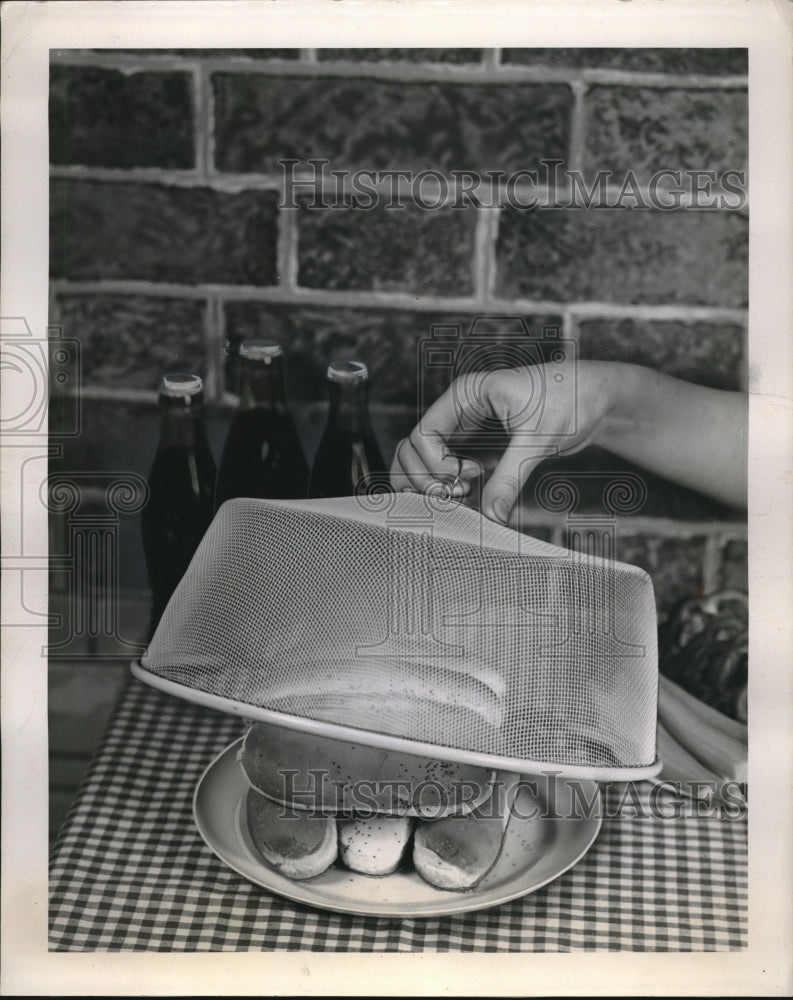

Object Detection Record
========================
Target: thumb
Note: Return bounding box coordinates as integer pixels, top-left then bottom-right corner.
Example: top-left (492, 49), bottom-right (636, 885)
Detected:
top-left (480, 442), bottom-right (546, 525)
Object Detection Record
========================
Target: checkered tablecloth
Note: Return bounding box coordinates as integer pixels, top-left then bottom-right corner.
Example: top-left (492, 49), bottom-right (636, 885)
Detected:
top-left (49, 677), bottom-right (747, 952)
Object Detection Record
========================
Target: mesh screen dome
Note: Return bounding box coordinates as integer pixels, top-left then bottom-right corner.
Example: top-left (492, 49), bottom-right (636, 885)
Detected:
top-left (134, 494), bottom-right (660, 780)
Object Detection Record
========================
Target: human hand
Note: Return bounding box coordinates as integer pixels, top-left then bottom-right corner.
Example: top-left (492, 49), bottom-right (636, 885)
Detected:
top-left (391, 362), bottom-right (614, 524)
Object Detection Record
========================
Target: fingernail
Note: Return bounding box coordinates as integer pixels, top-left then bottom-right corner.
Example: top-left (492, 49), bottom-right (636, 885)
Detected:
top-left (462, 461), bottom-right (484, 479)
top-left (492, 498), bottom-right (510, 524)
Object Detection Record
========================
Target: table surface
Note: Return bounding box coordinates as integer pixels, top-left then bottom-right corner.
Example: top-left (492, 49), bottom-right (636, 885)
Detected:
top-left (49, 676), bottom-right (748, 953)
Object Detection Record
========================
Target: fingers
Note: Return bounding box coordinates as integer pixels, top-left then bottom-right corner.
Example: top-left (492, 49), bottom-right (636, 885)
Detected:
top-left (390, 436), bottom-right (453, 494)
top-left (480, 440), bottom-right (544, 525)
top-left (409, 384), bottom-right (471, 475)
top-left (390, 436), bottom-right (478, 499)
top-left (390, 379), bottom-right (485, 496)
top-left (391, 365), bottom-right (586, 523)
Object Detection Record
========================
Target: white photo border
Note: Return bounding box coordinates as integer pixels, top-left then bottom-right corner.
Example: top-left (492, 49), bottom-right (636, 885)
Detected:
top-left (1, 0), bottom-right (791, 995)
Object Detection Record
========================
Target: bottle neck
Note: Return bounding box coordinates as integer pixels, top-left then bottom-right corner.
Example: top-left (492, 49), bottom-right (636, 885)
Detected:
top-left (238, 356), bottom-right (286, 411)
top-left (326, 379), bottom-right (371, 434)
top-left (158, 394), bottom-right (206, 448)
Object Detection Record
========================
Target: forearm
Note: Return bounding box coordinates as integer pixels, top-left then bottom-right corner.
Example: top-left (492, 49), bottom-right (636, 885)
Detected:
top-left (591, 363), bottom-right (748, 509)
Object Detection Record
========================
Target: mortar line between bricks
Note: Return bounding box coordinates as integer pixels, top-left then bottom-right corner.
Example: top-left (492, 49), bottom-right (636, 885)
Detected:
top-left (50, 166), bottom-right (284, 192)
top-left (192, 64), bottom-right (210, 179)
top-left (486, 207), bottom-right (501, 300)
top-left (50, 280), bottom-right (748, 323)
top-left (702, 534), bottom-right (724, 593)
top-left (49, 279), bottom-right (480, 308)
top-left (565, 302), bottom-right (747, 323)
top-left (47, 50), bottom-right (748, 89)
top-left (277, 207), bottom-right (299, 292)
top-left (561, 308), bottom-right (576, 340)
top-left (206, 64), bottom-right (219, 178)
top-left (49, 169), bottom-right (750, 213)
top-left (610, 517), bottom-right (746, 539)
top-left (520, 515), bottom-right (747, 537)
top-left (204, 295), bottom-right (224, 401)
top-left (567, 80), bottom-right (588, 174)
top-left (471, 207), bottom-right (500, 301)
top-left (579, 68), bottom-right (748, 90)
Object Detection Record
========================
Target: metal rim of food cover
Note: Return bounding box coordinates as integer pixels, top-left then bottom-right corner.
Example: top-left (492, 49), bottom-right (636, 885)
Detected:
top-left (130, 660), bottom-right (662, 783)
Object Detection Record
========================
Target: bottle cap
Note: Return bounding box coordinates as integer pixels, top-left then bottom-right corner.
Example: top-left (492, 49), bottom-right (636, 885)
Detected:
top-left (239, 339), bottom-right (284, 363)
top-left (160, 372), bottom-right (204, 398)
top-left (327, 360), bottom-right (369, 383)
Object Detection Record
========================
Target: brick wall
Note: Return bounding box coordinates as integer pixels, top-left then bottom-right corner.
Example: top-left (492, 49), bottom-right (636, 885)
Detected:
top-left (48, 46), bottom-right (748, 644)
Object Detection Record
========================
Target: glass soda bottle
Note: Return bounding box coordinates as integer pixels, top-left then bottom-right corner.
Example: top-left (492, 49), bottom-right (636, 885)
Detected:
top-left (215, 339), bottom-right (309, 507)
top-left (141, 372), bottom-right (217, 639)
top-left (308, 360), bottom-right (388, 498)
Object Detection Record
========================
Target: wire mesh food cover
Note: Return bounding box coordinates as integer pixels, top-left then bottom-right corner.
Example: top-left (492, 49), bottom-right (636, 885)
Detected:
top-left (134, 493), bottom-right (660, 779)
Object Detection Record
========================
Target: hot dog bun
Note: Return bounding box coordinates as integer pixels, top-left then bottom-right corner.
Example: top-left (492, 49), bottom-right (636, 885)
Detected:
top-left (239, 721), bottom-right (495, 818)
top-left (338, 815), bottom-right (415, 876)
top-left (245, 788), bottom-right (337, 880)
top-left (413, 772), bottom-right (520, 891)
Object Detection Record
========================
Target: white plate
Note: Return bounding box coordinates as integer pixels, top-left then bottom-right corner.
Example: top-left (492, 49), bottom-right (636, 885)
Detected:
top-left (193, 738), bottom-right (603, 919)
